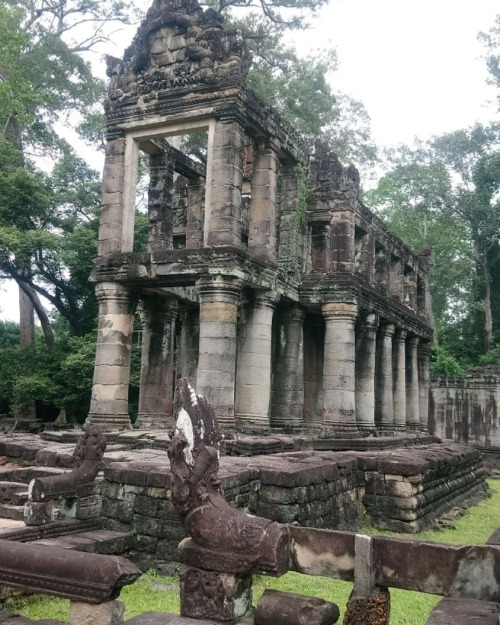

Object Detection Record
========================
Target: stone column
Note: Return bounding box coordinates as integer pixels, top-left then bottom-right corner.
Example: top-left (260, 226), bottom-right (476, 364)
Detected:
top-left (186, 177), bottom-right (205, 249)
top-left (375, 323), bottom-right (395, 432)
top-left (355, 314), bottom-right (378, 430)
top-left (418, 341), bottom-right (432, 432)
top-left (392, 329), bottom-right (407, 430)
top-left (271, 306), bottom-right (305, 429)
top-left (196, 276), bottom-right (241, 431)
top-left (87, 282), bottom-right (135, 431)
top-left (205, 120), bottom-right (245, 247)
top-left (322, 302), bottom-right (357, 432)
top-left (235, 292), bottom-right (276, 432)
top-left (179, 308), bottom-right (199, 388)
top-left (137, 297), bottom-right (177, 430)
top-left (248, 140), bottom-right (278, 263)
top-left (148, 150), bottom-right (174, 252)
top-left (405, 336), bottom-right (420, 428)
top-left (99, 135), bottom-right (136, 256)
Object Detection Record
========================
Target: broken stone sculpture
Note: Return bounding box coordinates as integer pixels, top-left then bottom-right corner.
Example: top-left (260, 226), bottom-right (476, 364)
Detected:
top-left (168, 378), bottom-right (290, 576)
top-left (29, 425), bottom-right (107, 502)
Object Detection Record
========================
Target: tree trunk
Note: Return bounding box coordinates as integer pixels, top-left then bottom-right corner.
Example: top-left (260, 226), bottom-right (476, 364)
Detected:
top-left (16, 279), bottom-right (55, 349)
top-left (484, 255), bottom-right (493, 353)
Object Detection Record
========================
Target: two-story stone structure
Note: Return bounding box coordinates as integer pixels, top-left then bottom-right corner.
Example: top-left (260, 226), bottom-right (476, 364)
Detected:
top-left (87, 0), bottom-right (433, 434)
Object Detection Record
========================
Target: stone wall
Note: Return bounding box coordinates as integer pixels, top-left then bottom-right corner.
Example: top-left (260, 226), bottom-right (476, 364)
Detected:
top-left (98, 443), bottom-right (487, 572)
top-left (429, 365), bottom-right (500, 469)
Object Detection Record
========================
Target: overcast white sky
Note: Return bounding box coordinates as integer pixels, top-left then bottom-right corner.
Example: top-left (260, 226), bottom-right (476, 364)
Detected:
top-left (1, 0), bottom-right (499, 321)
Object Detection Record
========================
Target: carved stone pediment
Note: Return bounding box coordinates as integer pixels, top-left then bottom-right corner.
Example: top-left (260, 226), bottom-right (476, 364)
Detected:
top-left (106, 0), bottom-right (251, 110)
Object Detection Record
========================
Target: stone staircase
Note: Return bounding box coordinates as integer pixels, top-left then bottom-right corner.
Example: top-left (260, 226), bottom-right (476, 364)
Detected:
top-left (0, 465), bottom-right (131, 557)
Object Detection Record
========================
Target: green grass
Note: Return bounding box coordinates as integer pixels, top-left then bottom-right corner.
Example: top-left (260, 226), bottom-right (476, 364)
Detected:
top-left (3, 480), bottom-right (500, 625)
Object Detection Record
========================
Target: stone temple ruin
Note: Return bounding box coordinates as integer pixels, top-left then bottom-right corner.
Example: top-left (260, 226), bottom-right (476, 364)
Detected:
top-left (87, 0), bottom-right (433, 436)
top-left (0, 1), bottom-right (498, 624)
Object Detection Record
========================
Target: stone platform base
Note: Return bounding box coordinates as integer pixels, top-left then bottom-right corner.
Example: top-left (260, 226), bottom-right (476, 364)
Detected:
top-left (125, 612), bottom-right (254, 625)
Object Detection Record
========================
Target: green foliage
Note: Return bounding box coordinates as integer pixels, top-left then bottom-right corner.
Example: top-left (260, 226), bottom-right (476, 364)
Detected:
top-left (478, 343), bottom-right (500, 366)
top-left (430, 343), bottom-right (466, 377)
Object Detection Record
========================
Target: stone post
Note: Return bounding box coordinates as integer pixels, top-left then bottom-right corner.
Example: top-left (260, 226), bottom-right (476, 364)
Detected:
top-left (322, 302), bottom-right (358, 432)
top-left (392, 329), bottom-right (407, 430)
top-left (271, 306), bottom-right (305, 429)
top-left (235, 292), bottom-right (276, 432)
top-left (147, 150), bottom-right (174, 251)
top-left (375, 323), bottom-right (395, 432)
top-left (205, 120), bottom-right (245, 247)
top-left (389, 258), bottom-right (403, 301)
top-left (405, 336), bottom-right (420, 428)
top-left (355, 313), bottom-right (378, 430)
top-left (99, 136), bottom-right (136, 256)
top-left (179, 308), bottom-right (199, 388)
top-left (277, 163), bottom-right (303, 275)
top-left (329, 211), bottom-right (355, 272)
top-left (418, 341), bottom-right (432, 432)
top-left (137, 297), bottom-right (177, 430)
top-left (186, 177), bottom-right (205, 249)
top-left (87, 282), bottom-right (135, 431)
top-left (196, 276), bottom-right (241, 431)
top-left (248, 140), bottom-right (279, 263)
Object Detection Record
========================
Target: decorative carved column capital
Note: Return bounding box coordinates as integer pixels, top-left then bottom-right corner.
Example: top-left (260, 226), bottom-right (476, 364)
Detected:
top-left (322, 301), bottom-right (358, 321)
top-left (394, 328), bottom-right (408, 343)
top-left (359, 312), bottom-right (378, 334)
top-left (378, 322), bottom-right (395, 338)
top-left (408, 336), bottom-right (420, 349)
top-left (196, 275), bottom-right (242, 304)
top-left (254, 290), bottom-right (279, 311)
top-left (418, 340), bottom-right (432, 359)
top-left (95, 282), bottom-right (133, 305)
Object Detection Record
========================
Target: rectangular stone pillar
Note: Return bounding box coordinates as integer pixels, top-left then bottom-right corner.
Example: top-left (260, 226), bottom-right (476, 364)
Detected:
top-left (196, 276), bottom-right (240, 431)
top-left (355, 314), bottom-right (378, 431)
top-left (99, 136), bottom-right (136, 256)
top-left (404, 267), bottom-right (417, 311)
top-left (392, 329), bottom-right (407, 429)
top-left (406, 336), bottom-right (420, 428)
top-left (148, 150), bottom-right (174, 251)
top-left (330, 211), bottom-right (355, 272)
top-left (322, 302), bottom-right (357, 432)
top-left (137, 297), bottom-right (177, 429)
top-left (179, 308), bottom-right (199, 388)
top-left (271, 306), bottom-right (305, 429)
top-left (186, 177), bottom-right (205, 249)
top-left (389, 257), bottom-right (403, 301)
top-left (205, 120), bottom-right (245, 247)
top-left (87, 283), bottom-right (135, 430)
top-left (235, 292), bottom-right (276, 432)
top-left (277, 163), bottom-right (303, 275)
top-left (375, 323), bottom-right (395, 432)
top-left (418, 341), bottom-right (431, 432)
top-left (248, 140), bottom-right (278, 263)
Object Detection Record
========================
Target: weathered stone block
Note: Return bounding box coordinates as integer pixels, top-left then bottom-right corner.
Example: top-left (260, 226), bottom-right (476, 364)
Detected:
top-left (24, 501), bottom-right (55, 526)
top-left (179, 565), bottom-right (252, 622)
top-left (69, 600), bottom-right (125, 625)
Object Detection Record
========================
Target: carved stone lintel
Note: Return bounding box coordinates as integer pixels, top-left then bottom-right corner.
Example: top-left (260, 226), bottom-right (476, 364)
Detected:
top-left (179, 565), bottom-right (252, 622)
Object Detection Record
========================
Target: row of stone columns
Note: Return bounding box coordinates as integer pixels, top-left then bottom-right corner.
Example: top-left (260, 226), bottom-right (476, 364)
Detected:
top-left (87, 282), bottom-right (431, 434)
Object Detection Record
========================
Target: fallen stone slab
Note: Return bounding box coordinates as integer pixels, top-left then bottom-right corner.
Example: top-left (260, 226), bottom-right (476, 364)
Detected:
top-left (125, 613), bottom-right (251, 625)
top-left (425, 597), bottom-right (500, 624)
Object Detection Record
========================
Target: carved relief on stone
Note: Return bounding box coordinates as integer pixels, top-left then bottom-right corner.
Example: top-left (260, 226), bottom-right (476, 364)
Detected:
top-left (168, 378), bottom-right (290, 576)
top-left (106, 0), bottom-right (252, 110)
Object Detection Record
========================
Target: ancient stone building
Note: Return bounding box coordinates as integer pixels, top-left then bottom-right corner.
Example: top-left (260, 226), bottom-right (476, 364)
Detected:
top-left (87, 0), bottom-right (433, 433)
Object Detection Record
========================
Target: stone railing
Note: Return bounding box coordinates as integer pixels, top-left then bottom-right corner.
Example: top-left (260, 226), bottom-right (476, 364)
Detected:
top-left (0, 538), bottom-right (141, 625)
